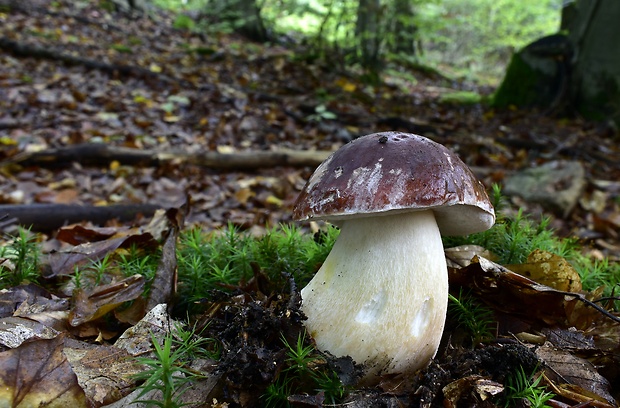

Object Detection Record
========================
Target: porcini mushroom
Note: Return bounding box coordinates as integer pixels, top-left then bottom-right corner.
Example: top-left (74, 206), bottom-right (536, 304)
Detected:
top-left (293, 131), bottom-right (495, 382)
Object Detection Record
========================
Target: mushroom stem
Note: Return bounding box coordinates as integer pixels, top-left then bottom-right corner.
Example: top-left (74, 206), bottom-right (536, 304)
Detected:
top-left (301, 210), bottom-right (448, 380)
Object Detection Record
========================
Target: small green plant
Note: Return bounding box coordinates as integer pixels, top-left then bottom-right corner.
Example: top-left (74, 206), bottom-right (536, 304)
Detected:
top-left (502, 367), bottom-right (554, 408)
top-left (262, 332), bottom-right (347, 407)
top-left (173, 14), bottom-right (196, 30)
top-left (176, 223), bottom-right (338, 308)
top-left (307, 104), bottom-right (337, 122)
top-left (118, 246), bottom-right (158, 280)
top-left (448, 289), bottom-right (495, 345)
top-left (85, 253), bottom-right (113, 286)
top-left (0, 228), bottom-right (40, 289)
top-left (132, 325), bottom-right (211, 408)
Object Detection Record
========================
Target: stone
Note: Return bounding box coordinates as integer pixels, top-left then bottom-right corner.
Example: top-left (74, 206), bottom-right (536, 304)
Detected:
top-left (503, 160), bottom-right (586, 217)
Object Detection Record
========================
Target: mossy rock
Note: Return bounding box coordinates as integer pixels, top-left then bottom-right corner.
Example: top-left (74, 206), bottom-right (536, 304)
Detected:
top-left (492, 34), bottom-right (571, 109)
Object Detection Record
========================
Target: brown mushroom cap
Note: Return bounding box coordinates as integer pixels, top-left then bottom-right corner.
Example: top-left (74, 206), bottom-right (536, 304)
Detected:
top-left (293, 132), bottom-right (495, 236)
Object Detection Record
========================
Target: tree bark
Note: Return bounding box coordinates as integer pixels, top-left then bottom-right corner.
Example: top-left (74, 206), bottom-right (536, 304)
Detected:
top-left (390, 0), bottom-right (417, 55)
top-left (565, 0), bottom-right (620, 123)
top-left (207, 0), bottom-right (267, 41)
top-left (0, 203), bottom-right (161, 232)
top-left (5, 143), bottom-right (332, 170)
top-left (355, 0), bottom-right (382, 71)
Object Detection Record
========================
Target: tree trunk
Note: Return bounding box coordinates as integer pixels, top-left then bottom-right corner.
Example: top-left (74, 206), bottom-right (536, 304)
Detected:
top-left (493, 0), bottom-right (620, 125)
top-left (565, 0), bottom-right (620, 123)
top-left (390, 0), bottom-right (417, 55)
top-left (207, 0), bottom-right (267, 42)
top-left (355, 0), bottom-right (382, 72)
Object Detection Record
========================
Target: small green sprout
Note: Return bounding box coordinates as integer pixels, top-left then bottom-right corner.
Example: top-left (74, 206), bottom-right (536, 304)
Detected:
top-left (502, 367), bottom-right (554, 408)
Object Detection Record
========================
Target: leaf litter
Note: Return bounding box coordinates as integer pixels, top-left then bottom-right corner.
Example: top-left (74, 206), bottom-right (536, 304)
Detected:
top-left (0, 0), bottom-right (619, 406)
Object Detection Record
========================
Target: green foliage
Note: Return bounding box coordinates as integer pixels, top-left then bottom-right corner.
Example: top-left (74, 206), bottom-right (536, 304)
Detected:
top-left (150, 0), bottom-right (560, 82)
top-left (306, 104), bottom-right (337, 122)
top-left (118, 246), bottom-right (159, 280)
top-left (438, 90), bottom-right (483, 105)
top-left (110, 43), bottom-right (133, 53)
top-left (572, 255), bottom-right (620, 301)
top-left (132, 325), bottom-right (212, 408)
top-left (173, 14), bottom-right (196, 30)
top-left (501, 367), bottom-right (554, 408)
top-left (177, 223), bottom-right (338, 305)
top-left (417, 0), bottom-right (561, 81)
top-left (152, 0), bottom-right (209, 10)
top-left (448, 289), bottom-right (495, 345)
top-left (262, 332), bottom-right (346, 407)
top-left (85, 253), bottom-right (113, 286)
top-left (0, 228), bottom-right (40, 289)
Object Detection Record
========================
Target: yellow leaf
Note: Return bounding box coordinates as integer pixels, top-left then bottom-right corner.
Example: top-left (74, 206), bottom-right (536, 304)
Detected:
top-left (506, 249), bottom-right (582, 292)
top-left (149, 63), bottom-right (162, 73)
top-left (0, 136), bottom-right (16, 145)
top-left (266, 195), bottom-right (283, 207)
top-left (335, 78), bottom-right (356, 92)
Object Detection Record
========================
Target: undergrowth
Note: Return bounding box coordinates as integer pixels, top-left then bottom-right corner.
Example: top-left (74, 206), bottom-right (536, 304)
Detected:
top-left (0, 228), bottom-right (40, 289)
top-left (500, 366), bottom-right (554, 408)
top-left (448, 289), bottom-right (496, 345)
top-left (132, 322), bottom-right (217, 408)
top-left (176, 223), bottom-right (338, 309)
top-left (262, 332), bottom-right (347, 407)
top-left (443, 185), bottom-right (620, 295)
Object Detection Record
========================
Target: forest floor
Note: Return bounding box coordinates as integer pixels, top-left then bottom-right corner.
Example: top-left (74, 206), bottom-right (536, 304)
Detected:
top-left (1, 0), bottom-right (620, 407)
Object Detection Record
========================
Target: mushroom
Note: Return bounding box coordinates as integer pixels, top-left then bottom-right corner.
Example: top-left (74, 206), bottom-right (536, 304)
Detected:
top-left (293, 131), bottom-right (495, 382)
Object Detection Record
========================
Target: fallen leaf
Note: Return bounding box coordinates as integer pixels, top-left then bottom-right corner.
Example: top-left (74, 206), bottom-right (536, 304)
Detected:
top-left (69, 274), bottom-right (145, 327)
top-left (0, 335), bottom-right (88, 407)
top-left (506, 249), bottom-right (582, 292)
top-left (537, 343), bottom-right (616, 407)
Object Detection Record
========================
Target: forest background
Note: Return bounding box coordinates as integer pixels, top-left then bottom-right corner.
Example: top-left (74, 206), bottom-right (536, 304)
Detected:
top-left (2, 0), bottom-right (620, 406)
top-left (149, 0), bottom-right (561, 84)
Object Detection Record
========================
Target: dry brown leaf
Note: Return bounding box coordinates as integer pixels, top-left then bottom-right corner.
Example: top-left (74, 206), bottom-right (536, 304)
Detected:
top-left (145, 205), bottom-right (186, 311)
top-left (448, 256), bottom-right (608, 329)
top-left (0, 335), bottom-right (88, 407)
top-left (537, 343), bottom-right (616, 407)
top-left (0, 284), bottom-right (69, 319)
top-left (69, 274), bottom-right (145, 327)
top-left (442, 375), bottom-right (503, 408)
top-left (63, 339), bottom-right (142, 406)
top-left (0, 316), bottom-right (59, 349)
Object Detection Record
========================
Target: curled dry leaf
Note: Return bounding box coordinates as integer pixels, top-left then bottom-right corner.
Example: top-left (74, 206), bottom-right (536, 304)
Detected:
top-left (448, 256), bottom-right (614, 329)
top-left (537, 343), bottom-right (616, 407)
top-left (69, 274), bottom-right (145, 327)
top-left (0, 316), bottom-right (59, 349)
top-left (145, 205), bottom-right (186, 311)
top-left (442, 375), bottom-right (503, 408)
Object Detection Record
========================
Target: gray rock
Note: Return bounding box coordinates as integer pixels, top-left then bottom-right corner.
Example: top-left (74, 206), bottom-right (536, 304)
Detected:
top-left (503, 160), bottom-right (586, 217)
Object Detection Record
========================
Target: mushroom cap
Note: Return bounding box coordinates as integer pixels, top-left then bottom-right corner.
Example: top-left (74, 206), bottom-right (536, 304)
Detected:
top-left (293, 131), bottom-right (495, 236)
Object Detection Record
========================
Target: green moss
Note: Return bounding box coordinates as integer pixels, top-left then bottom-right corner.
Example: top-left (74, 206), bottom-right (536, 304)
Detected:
top-left (491, 53), bottom-right (547, 108)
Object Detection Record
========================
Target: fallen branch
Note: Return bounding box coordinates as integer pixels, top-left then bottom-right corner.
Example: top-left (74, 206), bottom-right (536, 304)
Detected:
top-left (0, 203), bottom-right (162, 232)
top-left (0, 37), bottom-right (188, 86)
top-left (5, 143), bottom-right (333, 170)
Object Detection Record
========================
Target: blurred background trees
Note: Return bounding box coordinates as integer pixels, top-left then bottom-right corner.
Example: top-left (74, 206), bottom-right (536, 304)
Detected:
top-left (113, 0), bottom-right (620, 123)
top-left (142, 0), bottom-right (561, 83)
